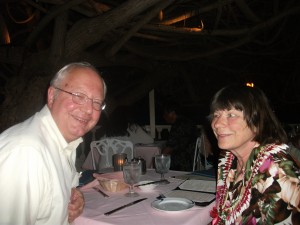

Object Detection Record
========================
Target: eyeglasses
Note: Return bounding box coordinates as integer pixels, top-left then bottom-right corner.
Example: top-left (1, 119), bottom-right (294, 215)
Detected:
top-left (53, 87), bottom-right (106, 111)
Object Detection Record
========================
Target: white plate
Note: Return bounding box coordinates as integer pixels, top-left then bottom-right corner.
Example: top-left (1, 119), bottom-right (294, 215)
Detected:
top-left (151, 197), bottom-right (194, 212)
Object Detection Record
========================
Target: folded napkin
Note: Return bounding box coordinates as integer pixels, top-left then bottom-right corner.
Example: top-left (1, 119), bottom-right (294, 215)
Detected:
top-left (94, 171), bottom-right (124, 180)
top-left (80, 178), bottom-right (98, 190)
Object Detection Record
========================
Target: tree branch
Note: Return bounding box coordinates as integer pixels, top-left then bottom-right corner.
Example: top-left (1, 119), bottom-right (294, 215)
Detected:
top-left (105, 0), bottom-right (175, 57)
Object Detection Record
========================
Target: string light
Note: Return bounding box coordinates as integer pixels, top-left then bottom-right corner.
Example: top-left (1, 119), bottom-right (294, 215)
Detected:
top-left (246, 82), bottom-right (254, 87)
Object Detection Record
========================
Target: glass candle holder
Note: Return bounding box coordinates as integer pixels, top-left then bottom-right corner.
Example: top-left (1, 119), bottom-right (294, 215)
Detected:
top-left (112, 153), bottom-right (127, 171)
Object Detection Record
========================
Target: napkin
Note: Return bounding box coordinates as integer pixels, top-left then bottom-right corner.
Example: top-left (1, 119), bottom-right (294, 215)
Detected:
top-left (94, 171), bottom-right (124, 180)
top-left (80, 178), bottom-right (98, 190)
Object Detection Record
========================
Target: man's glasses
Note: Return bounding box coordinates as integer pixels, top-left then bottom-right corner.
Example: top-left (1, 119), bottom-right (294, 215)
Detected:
top-left (53, 87), bottom-right (106, 111)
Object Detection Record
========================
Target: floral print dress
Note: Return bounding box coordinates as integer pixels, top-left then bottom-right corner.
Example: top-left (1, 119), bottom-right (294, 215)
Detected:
top-left (211, 144), bottom-right (300, 225)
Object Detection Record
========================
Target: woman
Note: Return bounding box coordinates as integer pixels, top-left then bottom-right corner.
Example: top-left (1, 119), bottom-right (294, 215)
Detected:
top-left (209, 84), bottom-right (300, 224)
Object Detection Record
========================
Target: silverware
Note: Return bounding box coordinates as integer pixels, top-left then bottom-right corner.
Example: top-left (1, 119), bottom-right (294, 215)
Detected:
top-left (135, 179), bottom-right (169, 187)
top-left (156, 193), bottom-right (166, 200)
top-left (104, 198), bottom-right (147, 216)
top-left (92, 187), bottom-right (109, 198)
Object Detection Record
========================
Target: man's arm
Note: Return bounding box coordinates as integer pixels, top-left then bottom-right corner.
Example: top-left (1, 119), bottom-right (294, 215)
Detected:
top-left (0, 146), bottom-right (47, 224)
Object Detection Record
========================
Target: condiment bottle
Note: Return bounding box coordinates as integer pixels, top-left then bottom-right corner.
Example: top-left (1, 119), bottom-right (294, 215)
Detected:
top-left (132, 156), bottom-right (146, 174)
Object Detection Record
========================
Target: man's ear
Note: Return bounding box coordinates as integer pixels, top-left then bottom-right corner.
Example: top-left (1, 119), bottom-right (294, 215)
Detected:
top-left (47, 86), bottom-right (55, 108)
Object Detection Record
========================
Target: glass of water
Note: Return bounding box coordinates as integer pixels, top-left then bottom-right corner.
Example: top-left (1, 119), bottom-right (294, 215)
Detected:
top-left (155, 154), bottom-right (171, 184)
top-left (123, 161), bottom-right (142, 197)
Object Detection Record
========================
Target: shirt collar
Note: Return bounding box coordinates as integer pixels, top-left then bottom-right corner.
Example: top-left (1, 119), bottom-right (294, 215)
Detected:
top-left (40, 105), bottom-right (83, 150)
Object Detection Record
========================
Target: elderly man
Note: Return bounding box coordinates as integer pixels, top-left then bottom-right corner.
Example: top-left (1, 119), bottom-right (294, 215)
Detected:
top-left (0, 62), bottom-right (106, 225)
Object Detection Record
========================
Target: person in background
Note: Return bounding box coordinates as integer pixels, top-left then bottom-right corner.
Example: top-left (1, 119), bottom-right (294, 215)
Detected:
top-left (0, 62), bottom-right (106, 225)
top-left (161, 102), bottom-right (198, 171)
top-left (209, 84), bottom-right (300, 224)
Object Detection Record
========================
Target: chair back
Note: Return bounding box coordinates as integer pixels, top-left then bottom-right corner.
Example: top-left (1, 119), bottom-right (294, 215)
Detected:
top-left (90, 138), bottom-right (134, 170)
top-left (193, 133), bottom-right (213, 171)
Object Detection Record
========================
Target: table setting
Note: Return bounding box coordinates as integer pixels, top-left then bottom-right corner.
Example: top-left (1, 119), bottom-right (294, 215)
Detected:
top-left (75, 155), bottom-right (215, 225)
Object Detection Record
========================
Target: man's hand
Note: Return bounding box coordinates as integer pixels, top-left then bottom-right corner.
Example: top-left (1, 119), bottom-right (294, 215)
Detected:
top-left (68, 188), bottom-right (85, 223)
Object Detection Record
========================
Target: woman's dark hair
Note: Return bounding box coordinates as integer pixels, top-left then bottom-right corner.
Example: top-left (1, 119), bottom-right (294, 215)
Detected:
top-left (210, 84), bottom-right (287, 145)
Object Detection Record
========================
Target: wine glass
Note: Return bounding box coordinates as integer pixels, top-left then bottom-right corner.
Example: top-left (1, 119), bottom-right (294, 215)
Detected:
top-left (155, 154), bottom-right (171, 184)
top-left (123, 161), bottom-right (142, 197)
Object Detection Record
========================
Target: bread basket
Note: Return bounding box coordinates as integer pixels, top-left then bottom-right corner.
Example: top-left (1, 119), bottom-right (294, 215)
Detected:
top-left (98, 178), bottom-right (127, 192)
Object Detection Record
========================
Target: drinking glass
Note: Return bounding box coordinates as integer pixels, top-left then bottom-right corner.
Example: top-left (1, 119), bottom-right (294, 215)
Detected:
top-left (123, 161), bottom-right (142, 197)
top-left (155, 154), bottom-right (171, 184)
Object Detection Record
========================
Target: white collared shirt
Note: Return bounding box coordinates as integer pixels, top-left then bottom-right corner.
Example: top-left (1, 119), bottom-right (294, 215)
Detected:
top-left (0, 105), bottom-right (82, 225)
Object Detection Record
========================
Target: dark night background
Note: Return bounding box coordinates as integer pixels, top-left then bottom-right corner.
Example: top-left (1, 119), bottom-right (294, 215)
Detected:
top-left (1, 0), bottom-right (300, 132)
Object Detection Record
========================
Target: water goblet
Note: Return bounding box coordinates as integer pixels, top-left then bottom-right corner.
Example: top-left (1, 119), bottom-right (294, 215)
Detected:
top-left (123, 161), bottom-right (142, 197)
top-left (155, 154), bottom-right (171, 184)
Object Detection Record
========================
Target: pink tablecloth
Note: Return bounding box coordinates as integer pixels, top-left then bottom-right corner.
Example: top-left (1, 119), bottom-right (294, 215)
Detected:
top-left (74, 170), bottom-right (214, 225)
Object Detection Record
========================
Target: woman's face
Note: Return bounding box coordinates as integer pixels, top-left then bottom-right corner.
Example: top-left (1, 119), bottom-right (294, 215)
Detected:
top-left (211, 108), bottom-right (256, 155)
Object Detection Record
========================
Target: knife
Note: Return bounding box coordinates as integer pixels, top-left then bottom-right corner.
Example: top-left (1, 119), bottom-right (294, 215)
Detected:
top-left (135, 179), bottom-right (169, 187)
top-left (104, 198), bottom-right (147, 216)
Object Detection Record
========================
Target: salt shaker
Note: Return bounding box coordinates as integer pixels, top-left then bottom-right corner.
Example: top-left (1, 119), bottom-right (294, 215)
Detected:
top-left (132, 156), bottom-right (146, 174)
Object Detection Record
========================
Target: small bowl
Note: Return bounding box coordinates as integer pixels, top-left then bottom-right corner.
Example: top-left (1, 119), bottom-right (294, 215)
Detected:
top-left (137, 180), bottom-right (157, 191)
top-left (98, 179), bottom-right (127, 192)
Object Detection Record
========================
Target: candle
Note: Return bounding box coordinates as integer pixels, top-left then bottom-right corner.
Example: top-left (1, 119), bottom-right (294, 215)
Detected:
top-left (112, 153), bottom-right (127, 171)
top-left (118, 159), bottom-right (124, 165)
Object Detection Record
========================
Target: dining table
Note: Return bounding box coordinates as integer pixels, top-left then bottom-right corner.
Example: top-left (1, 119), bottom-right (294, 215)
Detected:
top-left (74, 169), bottom-right (215, 225)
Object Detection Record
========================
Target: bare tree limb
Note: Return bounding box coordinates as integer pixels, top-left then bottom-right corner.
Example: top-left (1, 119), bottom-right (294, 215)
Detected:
top-left (24, 0), bottom-right (86, 48)
top-left (106, 0), bottom-right (175, 57)
top-left (234, 0), bottom-right (261, 22)
top-left (64, 0), bottom-right (162, 58)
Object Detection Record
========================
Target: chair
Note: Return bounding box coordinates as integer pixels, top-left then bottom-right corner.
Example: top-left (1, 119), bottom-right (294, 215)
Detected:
top-left (193, 132), bottom-right (213, 171)
top-left (89, 138), bottom-right (134, 170)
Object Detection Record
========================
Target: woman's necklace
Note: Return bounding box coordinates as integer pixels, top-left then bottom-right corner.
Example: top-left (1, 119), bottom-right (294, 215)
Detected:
top-left (215, 144), bottom-right (277, 224)
top-left (236, 160), bottom-right (246, 178)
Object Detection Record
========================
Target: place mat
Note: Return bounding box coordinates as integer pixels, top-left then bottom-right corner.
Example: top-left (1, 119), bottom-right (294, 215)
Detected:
top-left (191, 168), bottom-right (216, 178)
top-left (172, 174), bottom-right (215, 181)
top-left (179, 179), bottom-right (216, 193)
top-left (165, 190), bottom-right (215, 203)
